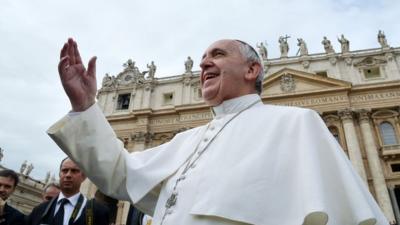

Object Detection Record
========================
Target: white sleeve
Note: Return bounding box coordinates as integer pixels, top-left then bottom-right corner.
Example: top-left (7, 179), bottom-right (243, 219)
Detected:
top-left (47, 103), bottom-right (136, 201)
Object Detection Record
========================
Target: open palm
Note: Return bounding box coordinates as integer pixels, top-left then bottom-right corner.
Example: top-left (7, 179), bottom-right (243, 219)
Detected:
top-left (58, 38), bottom-right (97, 112)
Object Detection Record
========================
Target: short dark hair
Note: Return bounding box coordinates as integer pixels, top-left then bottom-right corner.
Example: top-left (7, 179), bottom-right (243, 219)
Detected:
top-left (0, 169), bottom-right (19, 188)
top-left (59, 157), bottom-right (70, 171)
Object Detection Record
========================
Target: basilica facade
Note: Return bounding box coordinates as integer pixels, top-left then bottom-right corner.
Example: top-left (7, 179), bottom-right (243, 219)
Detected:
top-left (88, 34), bottom-right (400, 224)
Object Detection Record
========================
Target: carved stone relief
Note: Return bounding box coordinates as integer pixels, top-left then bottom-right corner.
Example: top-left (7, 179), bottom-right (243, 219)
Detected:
top-left (280, 74), bottom-right (296, 92)
top-left (323, 114), bottom-right (340, 124)
top-left (329, 57), bottom-right (337, 65)
top-left (353, 56), bottom-right (387, 68)
top-left (338, 108), bottom-right (354, 120)
top-left (344, 57), bottom-right (353, 66)
top-left (131, 131), bottom-right (154, 143)
top-left (301, 60), bottom-right (310, 69)
top-left (357, 109), bottom-right (371, 123)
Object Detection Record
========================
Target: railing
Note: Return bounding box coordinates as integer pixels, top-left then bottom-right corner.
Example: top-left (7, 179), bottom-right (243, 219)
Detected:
top-left (380, 144), bottom-right (400, 159)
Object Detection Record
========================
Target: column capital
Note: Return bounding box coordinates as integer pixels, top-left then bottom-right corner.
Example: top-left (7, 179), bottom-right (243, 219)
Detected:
top-left (338, 108), bottom-right (354, 120)
top-left (394, 117), bottom-right (399, 124)
top-left (131, 131), bottom-right (154, 143)
top-left (357, 109), bottom-right (372, 123)
top-left (323, 114), bottom-right (340, 124)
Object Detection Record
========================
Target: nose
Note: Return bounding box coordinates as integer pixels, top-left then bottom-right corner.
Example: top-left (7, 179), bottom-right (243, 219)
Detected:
top-left (65, 170), bottom-right (72, 177)
top-left (200, 57), bottom-right (213, 70)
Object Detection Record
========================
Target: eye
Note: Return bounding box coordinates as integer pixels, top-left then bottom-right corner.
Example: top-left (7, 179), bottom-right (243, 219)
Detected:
top-left (214, 50), bottom-right (224, 56)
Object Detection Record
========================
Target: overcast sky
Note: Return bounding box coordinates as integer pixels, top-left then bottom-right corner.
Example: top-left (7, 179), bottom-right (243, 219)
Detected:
top-left (0, 0), bottom-right (399, 181)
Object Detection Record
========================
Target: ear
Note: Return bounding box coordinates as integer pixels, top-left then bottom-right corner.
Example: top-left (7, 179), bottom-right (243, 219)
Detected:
top-left (81, 172), bottom-right (87, 180)
top-left (244, 62), bottom-right (262, 82)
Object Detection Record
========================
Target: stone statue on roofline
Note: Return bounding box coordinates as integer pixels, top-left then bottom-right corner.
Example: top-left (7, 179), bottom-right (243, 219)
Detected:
top-left (256, 42), bottom-right (268, 60)
top-left (337, 34), bottom-right (350, 53)
top-left (377, 30), bottom-right (389, 48)
top-left (146, 61), bottom-right (156, 79)
top-left (123, 59), bottom-right (136, 71)
top-left (279, 35), bottom-right (290, 57)
top-left (0, 148), bottom-right (3, 163)
top-left (20, 160), bottom-right (27, 174)
top-left (25, 163), bottom-right (34, 176)
top-left (185, 56), bottom-right (194, 73)
top-left (296, 38), bottom-right (308, 56)
top-left (321, 36), bottom-right (335, 54)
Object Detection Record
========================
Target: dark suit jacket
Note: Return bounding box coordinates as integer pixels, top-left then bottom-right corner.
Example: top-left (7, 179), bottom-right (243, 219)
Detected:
top-left (126, 205), bottom-right (144, 225)
top-left (0, 203), bottom-right (25, 225)
top-left (25, 196), bottom-right (110, 225)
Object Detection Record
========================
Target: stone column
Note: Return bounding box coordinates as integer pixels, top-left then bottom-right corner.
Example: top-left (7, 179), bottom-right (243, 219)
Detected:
top-left (358, 110), bottom-right (396, 223)
top-left (132, 133), bottom-right (146, 152)
top-left (339, 109), bottom-right (367, 182)
top-left (131, 131), bottom-right (153, 152)
top-left (182, 75), bottom-right (192, 105)
top-left (133, 88), bottom-right (143, 111)
top-left (142, 83), bottom-right (154, 109)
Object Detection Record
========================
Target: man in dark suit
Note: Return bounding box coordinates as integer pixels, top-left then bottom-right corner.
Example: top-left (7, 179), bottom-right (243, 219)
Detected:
top-left (42, 182), bottom-right (60, 202)
top-left (26, 158), bottom-right (110, 225)
top-left (0, 169), bottom-right (25, 225)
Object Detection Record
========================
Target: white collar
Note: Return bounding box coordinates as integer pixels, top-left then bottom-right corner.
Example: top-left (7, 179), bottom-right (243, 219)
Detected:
top-left (57, 192), bottom-right (81, 207)
top-left (211, 94), bottom-right (261, 117)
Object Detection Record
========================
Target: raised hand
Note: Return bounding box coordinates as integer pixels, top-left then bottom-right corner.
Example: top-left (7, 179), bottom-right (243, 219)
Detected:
top-left (58, 38), bottom-right (97, 112)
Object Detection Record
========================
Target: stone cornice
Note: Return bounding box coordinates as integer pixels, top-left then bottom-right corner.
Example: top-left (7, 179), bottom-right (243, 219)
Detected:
top-left (350, 81), bottom-right (400, 91)
top-left (265, 47), bottom-right (400, 66)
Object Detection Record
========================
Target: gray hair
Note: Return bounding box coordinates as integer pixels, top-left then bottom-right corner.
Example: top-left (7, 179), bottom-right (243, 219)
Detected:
top-left (44, 182), bottom-right (60, 192)
top-left (235, 40), bottom-right (265, 95)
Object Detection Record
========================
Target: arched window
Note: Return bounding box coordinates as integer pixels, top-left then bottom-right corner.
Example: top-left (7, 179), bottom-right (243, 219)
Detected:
top-left (328, 126), bottom-right (340, 143)
top-left (379, 122), bottom-right (398, 145)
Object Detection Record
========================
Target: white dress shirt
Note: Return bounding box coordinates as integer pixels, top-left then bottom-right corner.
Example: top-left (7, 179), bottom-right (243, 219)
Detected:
top-left (55, 192), bottom-right (87, 225)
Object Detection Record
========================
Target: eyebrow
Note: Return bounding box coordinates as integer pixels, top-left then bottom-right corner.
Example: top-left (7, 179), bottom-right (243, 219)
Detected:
top-left (202, 47), bottom-right (227, 60)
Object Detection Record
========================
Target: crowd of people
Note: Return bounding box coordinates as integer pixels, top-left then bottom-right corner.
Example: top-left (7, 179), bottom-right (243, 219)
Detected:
top-left (1, 158), bottom-right (149, 225)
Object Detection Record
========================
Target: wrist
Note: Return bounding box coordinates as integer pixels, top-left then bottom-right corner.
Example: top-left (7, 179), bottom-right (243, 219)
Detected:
top-left (71, 100), bottom-right (95, 112)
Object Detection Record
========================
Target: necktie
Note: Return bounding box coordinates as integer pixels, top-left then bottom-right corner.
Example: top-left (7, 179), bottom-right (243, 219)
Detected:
top-left (53, 198), bottom-right (69, 225)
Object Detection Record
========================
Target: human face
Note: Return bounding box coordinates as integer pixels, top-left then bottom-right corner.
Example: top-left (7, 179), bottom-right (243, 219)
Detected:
top-left (43, 186), bottom-right (60, 202)
top-left (0, 176), bottom-right (16, 201)
top-left (59, 159), bottom-right (86, 197)
top-left (200, 40), bottom-right (258, 106)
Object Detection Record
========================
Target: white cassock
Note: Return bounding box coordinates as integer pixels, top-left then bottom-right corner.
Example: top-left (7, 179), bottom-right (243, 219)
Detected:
top-left (48, 94), bottom-right (389, 225)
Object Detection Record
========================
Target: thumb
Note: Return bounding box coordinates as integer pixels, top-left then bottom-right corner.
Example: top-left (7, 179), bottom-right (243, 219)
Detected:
top-left (87, 56), bottom-right (97, 78)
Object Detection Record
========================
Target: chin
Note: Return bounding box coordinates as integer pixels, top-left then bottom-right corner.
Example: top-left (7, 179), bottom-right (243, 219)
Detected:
top-left (203, 97), bottom-right (223, 106)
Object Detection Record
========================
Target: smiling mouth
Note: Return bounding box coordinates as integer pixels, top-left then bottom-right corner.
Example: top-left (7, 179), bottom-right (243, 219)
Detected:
top-left (204, 73), bottom-right (219, 81)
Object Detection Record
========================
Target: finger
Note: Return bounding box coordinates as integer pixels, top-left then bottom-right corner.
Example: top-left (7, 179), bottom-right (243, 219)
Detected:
top-left (74, 41), bottom-right (83, 65)
top-left (58, 56), bottom-right (70, 76)
top-left (87, 56), bottom-right (97, 78)
top-left (60, 42), bottom-right (68, 59)
top-left (68, 38), bottom-right (76, 65)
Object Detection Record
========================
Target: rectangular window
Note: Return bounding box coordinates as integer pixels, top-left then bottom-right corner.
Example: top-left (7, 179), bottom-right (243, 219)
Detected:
top-left (363, 67), bottom-right (381, 79)
top-left (315, 71), bottom-right (328, 77)
top-left (391, 163), bottom-right (400, 172)
top-left (163, 93), bottom-right (174, 105)
top-left (116, 94), bottom-right (130, 110)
